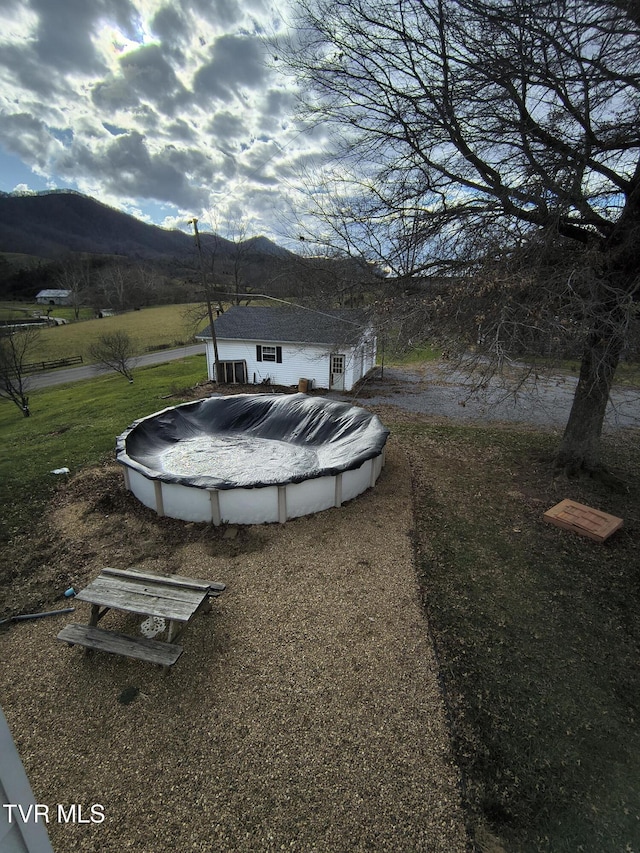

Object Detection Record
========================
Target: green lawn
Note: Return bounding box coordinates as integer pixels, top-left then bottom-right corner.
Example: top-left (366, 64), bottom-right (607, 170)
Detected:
top-left (385, 342), bottom-right (443, 363)
top-left (0, 355), bottom-right (207, 541)
top-left (0, 301), bottom-right (94, 322)
top-left (1, 302), bottom-right (205, 362)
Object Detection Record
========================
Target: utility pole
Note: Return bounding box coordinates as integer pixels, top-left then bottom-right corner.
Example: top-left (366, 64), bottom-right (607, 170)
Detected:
top-left (191, 218), bottom-right (223, 384)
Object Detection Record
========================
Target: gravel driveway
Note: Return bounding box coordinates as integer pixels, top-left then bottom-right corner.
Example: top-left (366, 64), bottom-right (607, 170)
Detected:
top-left (345, 362), bottom-right (640, 432)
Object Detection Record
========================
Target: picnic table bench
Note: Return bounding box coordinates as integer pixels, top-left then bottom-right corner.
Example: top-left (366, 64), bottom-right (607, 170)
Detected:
top-left (57, 568), bottom-right (225, 669)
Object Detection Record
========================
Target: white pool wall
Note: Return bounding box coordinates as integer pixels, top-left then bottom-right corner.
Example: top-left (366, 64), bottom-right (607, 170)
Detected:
top-left (122, 450), bottom-right (385, 525)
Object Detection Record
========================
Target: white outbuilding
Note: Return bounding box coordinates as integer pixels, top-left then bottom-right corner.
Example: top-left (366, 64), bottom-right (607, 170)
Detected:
top-left (35, 289), bottom-right (71, 305)
top-left (196, 305), bottom-right (377, 391)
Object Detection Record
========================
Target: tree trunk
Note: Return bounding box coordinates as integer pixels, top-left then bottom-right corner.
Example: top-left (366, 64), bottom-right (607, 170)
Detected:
top-left (557, 167), bottom-right (639, 475)
top-left (555, 326), bottom-right (621, 475)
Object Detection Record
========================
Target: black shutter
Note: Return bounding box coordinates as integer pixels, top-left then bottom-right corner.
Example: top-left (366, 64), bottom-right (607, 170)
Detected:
top-left (276, 346), bottom-right (282, 363)
top-left (256, 345), bottom-right (262, 362)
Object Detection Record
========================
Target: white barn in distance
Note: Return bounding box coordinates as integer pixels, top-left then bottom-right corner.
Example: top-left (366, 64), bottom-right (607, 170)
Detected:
top-left (35, 289), bottom-right (71, 305)
top-left (197, 305), bottom-right (377, 392)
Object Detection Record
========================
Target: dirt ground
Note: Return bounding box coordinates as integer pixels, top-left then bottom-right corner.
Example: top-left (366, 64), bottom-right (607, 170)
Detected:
top-left (0, 440), bottom-right (470, 852)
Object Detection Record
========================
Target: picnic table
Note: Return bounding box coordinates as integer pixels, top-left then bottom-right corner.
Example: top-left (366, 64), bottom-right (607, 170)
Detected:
top-left (57, 568), bottom-right (225, 669)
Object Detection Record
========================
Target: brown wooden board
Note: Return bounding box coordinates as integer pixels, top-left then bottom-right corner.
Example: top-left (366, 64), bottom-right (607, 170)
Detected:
top-left (57, 624), bottom-right (183, 666)
top-left (75, 575), bottom-right (207, 621)
top-left (543, 499), bottom-right (623, 542)
top-left (109, 567), bottom-right (226, 596)
top-left (102, 567), bottom-right (211, 592)
top-left (169, 574), bottom-right (227, 595)
top-left (58, 622), bottom-right (182, 666)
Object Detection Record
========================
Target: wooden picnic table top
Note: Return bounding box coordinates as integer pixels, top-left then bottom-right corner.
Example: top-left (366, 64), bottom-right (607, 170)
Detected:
top-left (75, 567), bottom-right (212, 623)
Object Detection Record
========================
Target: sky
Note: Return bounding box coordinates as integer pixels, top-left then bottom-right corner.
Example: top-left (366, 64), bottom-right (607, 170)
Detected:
top-left (0, 0), bottom-right (325, 247)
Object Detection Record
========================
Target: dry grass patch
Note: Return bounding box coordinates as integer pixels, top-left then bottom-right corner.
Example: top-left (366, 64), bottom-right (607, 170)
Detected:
top-left (401, 418), bottom-right (640, 853)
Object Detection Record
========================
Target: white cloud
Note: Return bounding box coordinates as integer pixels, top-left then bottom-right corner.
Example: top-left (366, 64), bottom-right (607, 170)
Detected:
top-left (0, 113), bottom-right (66, 170)
top-left (161, 212), bottom-right (194, 231)
top-left (0, 3), bottom-right (38, 44)
top-left (0, 0), bottom-right (326, 246)
top-left (12, 182), bottom-right (35, 194)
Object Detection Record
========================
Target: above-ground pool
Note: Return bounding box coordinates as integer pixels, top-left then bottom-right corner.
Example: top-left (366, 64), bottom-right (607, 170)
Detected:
top-left (116, 393), bottom-right (389, 524)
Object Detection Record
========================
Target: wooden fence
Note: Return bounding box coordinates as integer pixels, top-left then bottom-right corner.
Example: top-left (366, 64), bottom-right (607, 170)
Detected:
top-left (23, 356), bottom-right (83, 373)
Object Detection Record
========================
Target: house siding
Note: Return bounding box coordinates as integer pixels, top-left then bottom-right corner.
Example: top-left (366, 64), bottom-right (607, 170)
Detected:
top-left (204, 335), bottom-right (374, 392)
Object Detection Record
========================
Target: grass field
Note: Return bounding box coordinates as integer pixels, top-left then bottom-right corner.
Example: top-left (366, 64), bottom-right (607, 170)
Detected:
top-left (403, 420), bottom-right (640, 852)
top-left (0, 301), bottom-right (94, 322)
top-left (383, 342), bottom-right (443, 363)
top-left (0, 355), bottom-right (207, 541)
top-left (0, 361), bottom-right (639, 851)
top-left (0, 302), bottom-right (204, 362)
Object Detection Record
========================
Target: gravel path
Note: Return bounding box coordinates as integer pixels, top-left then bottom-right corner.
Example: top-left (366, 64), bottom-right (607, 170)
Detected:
top-left (346, 363), bottom-right (640, 432)
top-left (1, 442), bottom-right (469, 852)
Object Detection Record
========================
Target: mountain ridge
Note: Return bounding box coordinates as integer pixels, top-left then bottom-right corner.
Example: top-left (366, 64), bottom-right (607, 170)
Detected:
top-left (0, 190), bottom-right (291, 261)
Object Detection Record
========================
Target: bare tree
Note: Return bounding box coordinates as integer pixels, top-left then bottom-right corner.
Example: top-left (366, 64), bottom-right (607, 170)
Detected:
top-left (88, 331), bottom-right (136, 382)
top-left (0, 326), bottom-right (40, 416)
top-left (55, 255), bottom-right (92, 320)
top-left (216, 216), bottom-right (262, 306)
top-left (190, 219), bottom-right (224, 384)
top-left (95, 262), bottom-right (131, 312)
top-left (226, 217), bottom-right (250, 306)
top-left (131, 264), bottom-right (162, 308)
top-left (282, 0), bottom-right (640, 473)
top-left (281, 248), bottom-right (379, 308)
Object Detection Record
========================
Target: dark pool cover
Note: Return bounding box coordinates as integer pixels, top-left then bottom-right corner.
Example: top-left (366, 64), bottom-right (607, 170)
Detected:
top-left (116, 393), bottom-right (389, 489)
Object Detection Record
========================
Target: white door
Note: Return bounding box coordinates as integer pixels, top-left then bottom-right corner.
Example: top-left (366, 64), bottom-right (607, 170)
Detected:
top-left (330, 353), bottom-right (346, 390)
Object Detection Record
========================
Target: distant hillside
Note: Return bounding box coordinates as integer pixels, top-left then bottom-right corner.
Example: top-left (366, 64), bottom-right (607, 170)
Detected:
top-left (0, 190), bottom-right (379, 307)
top-left (0, 190), bottom-right (289, 261)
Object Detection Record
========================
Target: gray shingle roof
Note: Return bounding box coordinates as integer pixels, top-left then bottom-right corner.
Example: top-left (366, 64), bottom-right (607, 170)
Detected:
top-left (36, 289), bottom-right (71, 298)
top-left (197, 305), bottom-right (370, 346)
